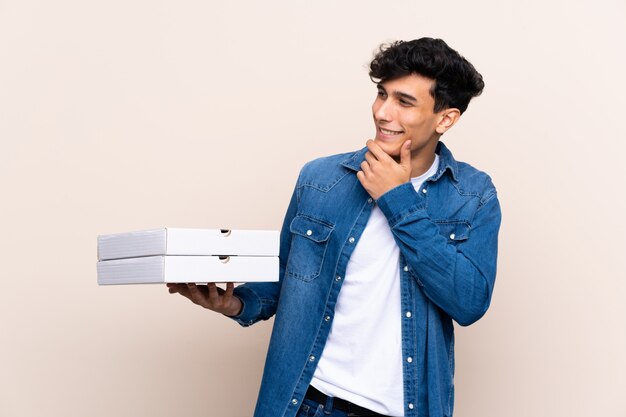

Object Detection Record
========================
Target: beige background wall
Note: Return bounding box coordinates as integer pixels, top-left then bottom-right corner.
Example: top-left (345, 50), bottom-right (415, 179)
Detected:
top-left (1, 1), bottom-right (624, 416)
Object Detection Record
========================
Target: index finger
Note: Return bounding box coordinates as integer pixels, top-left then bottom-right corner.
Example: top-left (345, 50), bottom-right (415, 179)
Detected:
top-left (366, 139), bottom-right (392, 162)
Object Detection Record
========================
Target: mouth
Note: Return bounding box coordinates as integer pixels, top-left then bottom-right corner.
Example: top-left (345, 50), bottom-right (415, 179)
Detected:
top-left (378, 126), bottom-right (404, 136)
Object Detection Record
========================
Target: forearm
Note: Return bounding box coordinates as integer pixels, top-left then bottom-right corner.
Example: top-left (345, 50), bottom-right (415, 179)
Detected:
top-left (377, 182), bottom-right (501, 326)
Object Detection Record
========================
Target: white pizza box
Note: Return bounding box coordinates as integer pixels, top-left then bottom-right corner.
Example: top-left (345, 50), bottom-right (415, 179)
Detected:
top-left (97, 255), bottom-right (279, 285)
top-left (97, 228), bottom-right (279, 261)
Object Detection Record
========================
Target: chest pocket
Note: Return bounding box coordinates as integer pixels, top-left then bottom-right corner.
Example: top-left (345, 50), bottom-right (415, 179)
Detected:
top-left (287, 215), bottom-right (334, 282)
top-left (435, 220), bottom-right (470, 244)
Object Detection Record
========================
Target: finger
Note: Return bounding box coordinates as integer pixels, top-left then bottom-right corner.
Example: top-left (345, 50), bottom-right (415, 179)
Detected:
top-left (400, 140), bottom-right (412, 169)
top-left (172, 284), bottom-right (193, 300)
top-left (207, 283), bottom-right (220, 303)
top-left (225, 282), bottom-right (234, 298)
top-left (168, 283), bottom-right (184, 294)
top-left (366, 139), bottom-right (391, 161)
top-left (187, 283), bottom-right (206, 305)
top-left (356, 170), bottom-right (365, 184)
top-left (364, 151), bottom-right (377, 167)
top-left (360, 160), bottom-right (371, 175)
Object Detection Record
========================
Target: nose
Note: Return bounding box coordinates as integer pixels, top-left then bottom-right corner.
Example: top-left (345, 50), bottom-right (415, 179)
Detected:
top-left (373, 98), bottom-right (392, 122)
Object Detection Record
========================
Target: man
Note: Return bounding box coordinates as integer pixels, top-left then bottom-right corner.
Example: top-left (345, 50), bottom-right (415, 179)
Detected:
top-left (168, 37), bottom-right (501, 417)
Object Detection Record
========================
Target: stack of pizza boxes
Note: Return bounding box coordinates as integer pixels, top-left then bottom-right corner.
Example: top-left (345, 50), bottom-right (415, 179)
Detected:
top-left (97, 228), bottom-right (279, 285)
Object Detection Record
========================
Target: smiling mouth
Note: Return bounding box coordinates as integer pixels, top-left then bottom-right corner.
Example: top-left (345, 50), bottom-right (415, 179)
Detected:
top-left (379, 127), bottom-right (404, 135)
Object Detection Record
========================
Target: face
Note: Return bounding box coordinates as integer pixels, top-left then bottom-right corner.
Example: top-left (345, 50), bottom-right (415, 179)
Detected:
top-left (372, 73), bottom-right (454, 161)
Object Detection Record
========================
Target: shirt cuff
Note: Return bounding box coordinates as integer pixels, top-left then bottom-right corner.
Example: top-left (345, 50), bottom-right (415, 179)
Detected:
top-left (376, 182), bottom-right (427, 227)
top-left (229, 285), bottom-right (262, 327)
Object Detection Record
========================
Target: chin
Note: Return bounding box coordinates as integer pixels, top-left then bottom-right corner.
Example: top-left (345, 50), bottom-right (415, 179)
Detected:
top-left (374, 139), bottom-right (402, 157)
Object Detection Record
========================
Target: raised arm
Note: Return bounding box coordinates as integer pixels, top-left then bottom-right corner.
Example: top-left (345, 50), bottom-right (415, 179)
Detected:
top-left (376, 180), bottom-right (501, 326)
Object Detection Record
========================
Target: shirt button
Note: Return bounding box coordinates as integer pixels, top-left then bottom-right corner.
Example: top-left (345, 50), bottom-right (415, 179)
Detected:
top-left (306, 229), bottom-right (313, 236)
top-left (309, 355), bottom-right (315, 362)
top-left (348, 237), bottom-right (355, 244)
top-left (449, 233), bottom-right (455, 240)
top-left (403, 265), bottom-right (409, 272)
top-left (325, 315), bottom-right (331, 322)
top-left (367, 198), bottom-right (373, 203)
top-left (407, 357), bottom-right (413, 363)
top-left (408, 403), bottom-right (414, 410)
top-left (292, 399), bottom-right (298, 405)
top-left (422, 188), bottom-right (427, 194)
top-left (406, 311), bottom-right (412, 318)
top-left (335, 275), bottom-right (342, 281)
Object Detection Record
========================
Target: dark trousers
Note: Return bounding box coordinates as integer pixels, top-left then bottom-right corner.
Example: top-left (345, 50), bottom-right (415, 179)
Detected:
top-left (296, 386), bottom-right (390, 417)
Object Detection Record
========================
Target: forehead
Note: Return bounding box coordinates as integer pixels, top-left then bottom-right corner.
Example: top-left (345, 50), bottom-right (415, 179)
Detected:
top-left (379, 73), bottom-right (435, 101)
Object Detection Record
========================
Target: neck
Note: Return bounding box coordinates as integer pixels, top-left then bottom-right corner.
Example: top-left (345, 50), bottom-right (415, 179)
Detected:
top-left (409, 151), bottom-right (437, 178)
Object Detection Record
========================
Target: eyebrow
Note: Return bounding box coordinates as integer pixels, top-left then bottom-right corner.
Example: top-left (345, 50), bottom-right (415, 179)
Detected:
top-left (394, 91), bottom-right (417, 103)
top-left (377, 84), bottom-right (417, 103)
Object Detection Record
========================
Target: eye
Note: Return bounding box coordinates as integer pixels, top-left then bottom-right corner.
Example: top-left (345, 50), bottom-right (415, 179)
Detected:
top-left (377, 90), bottom-right (387, 99)
top-left (399, 99), bottom-right (413, 107)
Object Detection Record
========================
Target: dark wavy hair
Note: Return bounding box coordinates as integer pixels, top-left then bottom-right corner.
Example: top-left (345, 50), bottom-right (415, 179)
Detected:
top-left (369, 38), bottom-right (485, 114)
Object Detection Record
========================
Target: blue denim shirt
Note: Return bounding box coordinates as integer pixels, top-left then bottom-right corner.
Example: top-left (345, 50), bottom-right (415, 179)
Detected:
top-left (231, 141), bottom-right (501, 417)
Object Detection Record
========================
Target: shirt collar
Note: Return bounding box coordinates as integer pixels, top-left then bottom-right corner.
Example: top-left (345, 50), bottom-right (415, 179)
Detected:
top-left (340, 141), bottom-right (459, 182)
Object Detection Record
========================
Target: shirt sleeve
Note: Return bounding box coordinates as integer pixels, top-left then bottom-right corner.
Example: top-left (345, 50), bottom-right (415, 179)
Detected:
top-left (376, 180), bottom-right (501, 326)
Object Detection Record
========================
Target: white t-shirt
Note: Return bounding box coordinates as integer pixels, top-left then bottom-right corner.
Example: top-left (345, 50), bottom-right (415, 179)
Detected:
top-left (310, 155), bottom-right (440, 417)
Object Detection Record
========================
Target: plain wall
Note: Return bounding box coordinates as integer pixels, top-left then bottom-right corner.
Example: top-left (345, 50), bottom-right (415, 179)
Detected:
top-left (1, 1), bottom-right (624, 416)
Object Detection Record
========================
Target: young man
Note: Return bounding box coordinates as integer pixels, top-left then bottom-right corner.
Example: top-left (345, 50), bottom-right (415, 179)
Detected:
top-left (168, 37), bottom-right (501, 417)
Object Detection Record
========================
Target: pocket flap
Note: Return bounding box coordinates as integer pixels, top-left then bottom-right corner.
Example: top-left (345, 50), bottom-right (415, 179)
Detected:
top-left (436, 221), bottom-right (470, 242)
top-left (290, 215), bottom-right (334, 243)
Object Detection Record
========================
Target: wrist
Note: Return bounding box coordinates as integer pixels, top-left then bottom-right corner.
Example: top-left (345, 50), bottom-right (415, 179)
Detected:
top-left (224, 297), bottom-right (243, 317)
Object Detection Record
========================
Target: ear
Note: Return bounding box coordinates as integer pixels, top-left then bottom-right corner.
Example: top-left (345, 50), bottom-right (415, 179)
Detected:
top-left (435, 108), bottom-right (461, 135)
